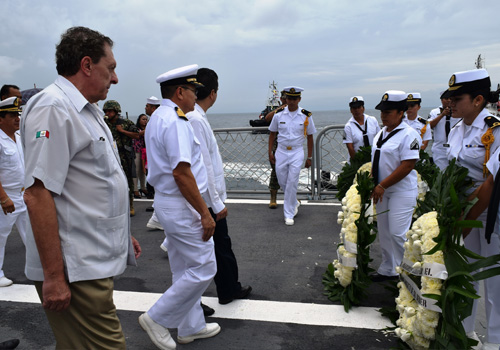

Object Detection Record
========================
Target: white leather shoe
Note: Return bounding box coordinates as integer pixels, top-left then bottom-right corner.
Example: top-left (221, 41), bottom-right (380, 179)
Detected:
top-left (294, 200), bottom-right (301, 217)
top-left (0, 276), bottom-right (13, 287)
top-left (177, 323), bottom-right (221, 344)
top-left (160, 242), bottom-right (168, 254)
top-left (285, 218), bottom-right (294, 226)
top-left (138, 313), bottom-right (176, 350)
top-left (147, 217), bottom-right (164, 230)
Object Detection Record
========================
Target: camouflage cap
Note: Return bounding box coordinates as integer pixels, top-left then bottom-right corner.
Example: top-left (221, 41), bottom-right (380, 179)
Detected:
top-left (103, 100), bottom-right (121, 113)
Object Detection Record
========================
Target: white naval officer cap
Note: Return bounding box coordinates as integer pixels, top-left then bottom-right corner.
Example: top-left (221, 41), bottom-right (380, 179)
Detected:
top-left (146, 96), bottom-right (160, 105)
top-left (442, 68), bottom-right (490, 99)
top-left (156, 64), bottom-right (204, 87)
top-left (406, 92), bottom-right (422, 104)
top-left (0, 96), bottom-right (22, 113)
top-left (283, 86), bottom-right (304, 97)
top-left (375, 90), bottom-right (407, 111)
top-left (349, 96), bottom-right (364, 107)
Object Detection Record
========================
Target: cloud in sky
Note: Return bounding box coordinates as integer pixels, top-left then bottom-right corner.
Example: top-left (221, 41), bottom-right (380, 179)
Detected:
top-left (1, 0), bottom-right (499, 117)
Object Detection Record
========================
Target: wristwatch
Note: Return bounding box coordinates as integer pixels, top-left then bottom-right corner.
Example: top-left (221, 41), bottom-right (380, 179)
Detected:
top-left (307, 157), bottom-right (312, 160)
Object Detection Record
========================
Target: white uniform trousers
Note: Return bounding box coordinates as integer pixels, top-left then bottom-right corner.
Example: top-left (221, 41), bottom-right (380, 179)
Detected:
top-left (463, 211), bottom-right (500, 343)
top-left (376, 189), bottom-right (417, 276)
top-left (0, 190), bottom-right (27, 278)
top-left (148, 193), bottom-right (217, 337)
top-left (275, 146), bottom-right (304, 220)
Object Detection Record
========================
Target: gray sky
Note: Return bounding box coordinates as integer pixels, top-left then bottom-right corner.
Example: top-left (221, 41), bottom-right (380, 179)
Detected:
top-left (1, 0), bottom-right (499, 116)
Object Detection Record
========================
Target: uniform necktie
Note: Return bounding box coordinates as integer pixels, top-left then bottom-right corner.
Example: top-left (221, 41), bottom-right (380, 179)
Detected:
top-left (485, 152), bottom-right (500, 243)
top-left (354, 121), bottom-right (370, 147)
top-left (445, 115), bottom-right (451, 140)
top-left (372, 128), bottom-right (402, 185)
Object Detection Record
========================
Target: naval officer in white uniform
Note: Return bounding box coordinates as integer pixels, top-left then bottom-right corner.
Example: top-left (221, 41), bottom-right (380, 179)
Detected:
top-left (371, 91), bottom-right (421, 282)
top-left (139, 64), bottom-right (220, 350)
top-left (404, 93), bottom-right (432, 150)
top-left (444, 68), bottom-right (500, 350)
top-left (427, 91), bottom-right (460, 171)
top-left (268, 87), bottom-right (316, 226)
top-left (343, 96), bottom-right (381, 159)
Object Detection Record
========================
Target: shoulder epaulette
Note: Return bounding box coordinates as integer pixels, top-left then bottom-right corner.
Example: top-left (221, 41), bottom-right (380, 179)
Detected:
top-left (484, 115), bottom-right (500, 129)
top-left (301, 109), bottom-right (312, 117)
top-left (275, 106), bottom-right (285, 114)
top-left (417, 117), bottom-right (427, 125)
top-left (175, 107), bottom-right (188, 121)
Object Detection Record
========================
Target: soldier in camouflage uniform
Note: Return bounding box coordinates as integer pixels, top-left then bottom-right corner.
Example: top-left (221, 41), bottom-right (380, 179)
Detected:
top-left (103, 100), bottom-right (140, 216)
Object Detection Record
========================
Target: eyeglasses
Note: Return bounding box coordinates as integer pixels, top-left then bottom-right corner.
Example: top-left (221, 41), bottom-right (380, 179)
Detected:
top-left (181, 86), bottom-right (197, 96)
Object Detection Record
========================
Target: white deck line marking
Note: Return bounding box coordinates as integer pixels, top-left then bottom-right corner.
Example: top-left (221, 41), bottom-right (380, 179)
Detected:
top-left (134, 198), bottom-right (341, 206)
top-left (2, 284), bottom-right (390, 329)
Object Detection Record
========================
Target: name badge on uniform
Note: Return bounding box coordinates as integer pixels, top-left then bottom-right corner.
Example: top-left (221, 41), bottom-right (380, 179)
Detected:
top-left (443, 144), bottom-right (450, 148)
top-left (280, 121), bottom-right (286, 124)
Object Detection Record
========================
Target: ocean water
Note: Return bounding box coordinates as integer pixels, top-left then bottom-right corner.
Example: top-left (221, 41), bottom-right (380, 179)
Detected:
top-left (207, 108), bottom-right (435, 130)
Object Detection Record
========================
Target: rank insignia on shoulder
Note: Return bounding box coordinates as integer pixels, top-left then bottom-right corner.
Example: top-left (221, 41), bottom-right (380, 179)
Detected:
top-left (484, 115), bottom-right (500, 129)
top-left (417, 117), bottom-right (427, 125)
top-left (276, 106), bottom-right (285, 113)
top-left (175, 107), bottom-right (188, 120)
top-left (301, 109), bottom-right (312, 117)
top-left (410, 138), bottom-right (419, 150)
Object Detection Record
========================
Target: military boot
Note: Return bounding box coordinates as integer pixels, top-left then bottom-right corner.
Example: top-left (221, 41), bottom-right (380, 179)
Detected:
top-left (130, 197), bottom-right (135, 216)
top-left (269, 190), bottom-right (277, 209)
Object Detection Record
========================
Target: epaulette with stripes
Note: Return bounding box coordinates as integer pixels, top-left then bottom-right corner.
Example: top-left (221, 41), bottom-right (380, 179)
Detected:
top-left (417, 117), bottom-right (427, 125)
top-left (484, 115), bottom-right (500, 129)
top-left (301, 109), bottom-right (312, 117)
top-left (175, 107), bottom-right (188, 121)
top-left (275, 106), bottom-right (285, 114)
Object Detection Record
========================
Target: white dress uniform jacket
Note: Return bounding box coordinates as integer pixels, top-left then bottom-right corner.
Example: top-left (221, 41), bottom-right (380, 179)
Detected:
top-left (447, 109), bottom-right (500, 343)
top-left (269, 106), bottom-right (316, 220)
top-left (343, 114), bottom-right (381, 152)
top-left (186, 104), bottom-right (226, 213)
top-left (0, 130), bottom-right (27, 278)
top-left (21, 76), bottom-right (136, 283)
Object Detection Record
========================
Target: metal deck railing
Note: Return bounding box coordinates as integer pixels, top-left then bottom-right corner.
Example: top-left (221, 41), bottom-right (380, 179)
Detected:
top-left (213, 125), bottom-right (348, 199)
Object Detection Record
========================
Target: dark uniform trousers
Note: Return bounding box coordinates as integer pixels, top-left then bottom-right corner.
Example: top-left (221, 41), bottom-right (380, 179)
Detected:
top-left (209, 208), bottom-right (241, 300)
top-left (269, 138), bottom-right (280, 190)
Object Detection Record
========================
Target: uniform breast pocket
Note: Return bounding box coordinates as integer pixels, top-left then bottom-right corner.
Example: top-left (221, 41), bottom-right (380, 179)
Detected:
top-left (92, 140), bottom-right (116, 176)
top-left (96, 213), bottom-right (127, 259)
top-left (463, 147), bottom-right (484, 160)
top-left (291, 123), bottom-right (305, 137)
top-left (0, 147), bottom-right (16, 167)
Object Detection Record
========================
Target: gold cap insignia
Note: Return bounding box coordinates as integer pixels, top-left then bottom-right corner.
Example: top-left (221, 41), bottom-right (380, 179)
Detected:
top-left (353, 97), bottom-right (358, 102)
top-left (382, 93), bottom-right (389, 101)
top-left (290, 88), bottom-right (296, 93)
top-left (407, 94), bottom-right (413, 99)
top-left (449, 74), bottom-right (456, 87)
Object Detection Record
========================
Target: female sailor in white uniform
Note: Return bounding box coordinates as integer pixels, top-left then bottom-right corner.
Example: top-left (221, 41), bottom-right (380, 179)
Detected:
top-left (444, 68), bottom-right (500, 348)
top-left (370, 91), bottom-right (421, 282)
top-left (343, 96), bottom-right (380, 159)
top-left (268, 87), bottom-right (316, 226)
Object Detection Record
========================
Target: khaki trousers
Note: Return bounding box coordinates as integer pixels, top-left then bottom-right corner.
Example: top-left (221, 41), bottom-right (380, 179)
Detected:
top-left (35, 277), bottom-right (125, 350)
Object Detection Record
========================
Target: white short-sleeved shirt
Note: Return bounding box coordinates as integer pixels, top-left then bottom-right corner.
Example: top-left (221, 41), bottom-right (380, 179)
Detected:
top-left (0, 130), bottom-right (24, 192)
top-left (486, 147), bottom-right (500, 235)
top-left (186, 104), bottom-right (226, 214)
top-left (371, 121), bottom-right (421, 193)
top-left (145, 99), bottom-right (207, 196)
top-left (21, 75), bottom-right (135, 282)
top-left (268, 106), bottom-right (317, 148)
top-left (404, 116), bottom-right (432, 141)
top-left (343, 114), bottom-right (381, 152)
top-left (428, 106), bottom-right (461, 169)
top-left (447, 109), bottom-right (500, 192)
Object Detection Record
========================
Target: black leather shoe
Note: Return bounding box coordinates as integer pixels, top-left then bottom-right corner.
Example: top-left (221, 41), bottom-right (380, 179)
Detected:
top-left (201, 302), bottom-right (215, 316)
top-left (219, 285), bottom-right (252, 305)
top-left (0, 339), bottom-right (20, 350)
top-left (370, 273), bottom-right (398, 282)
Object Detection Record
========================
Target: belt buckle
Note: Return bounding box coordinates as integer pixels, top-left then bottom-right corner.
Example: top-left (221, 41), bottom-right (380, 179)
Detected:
top-left (286, 146), bottom-right (292, 150)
